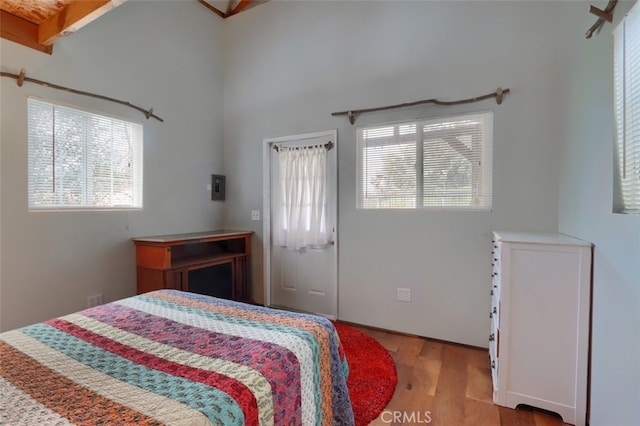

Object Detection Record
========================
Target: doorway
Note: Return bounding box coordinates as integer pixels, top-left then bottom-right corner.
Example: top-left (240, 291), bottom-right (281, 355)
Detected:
top-left (263, 129), bottom-right (338, 318)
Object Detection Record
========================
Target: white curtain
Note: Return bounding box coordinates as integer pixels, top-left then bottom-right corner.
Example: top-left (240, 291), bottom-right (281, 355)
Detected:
top-left (275, 144), bottom-right (329, 250)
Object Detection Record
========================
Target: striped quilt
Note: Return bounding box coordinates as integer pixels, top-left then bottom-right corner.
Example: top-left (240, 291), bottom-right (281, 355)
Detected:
top-left (0, 290), bottom-right (354, 425)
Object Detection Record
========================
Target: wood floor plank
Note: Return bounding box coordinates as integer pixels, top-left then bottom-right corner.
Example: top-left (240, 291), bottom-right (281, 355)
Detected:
top-left (419, 339), bottom-right (444, 360)
top-left (499, 404), bottom-right (537, 425)
top-left (363, 327), bottom-right (403, 353)
top-left (394, 334), bottom-right (427, 368)
top-left (533, 409), bottom-right (566, 426)
top-left (466, 363), bottom-right (494, 403)
top-left (467, 346), bottom-right (491, 368)
top-left (413, 356), bottom-right (441, 396)
top-left (464, 398), bottom-right (501, 426)
top-left (392, 356), bottom-right (415, 392)
top-left (430, 344), bottom-right (467, 426)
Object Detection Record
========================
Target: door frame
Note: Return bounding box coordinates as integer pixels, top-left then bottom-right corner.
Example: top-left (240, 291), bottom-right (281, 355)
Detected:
top-left (262, 129), bottom-right (338, 314)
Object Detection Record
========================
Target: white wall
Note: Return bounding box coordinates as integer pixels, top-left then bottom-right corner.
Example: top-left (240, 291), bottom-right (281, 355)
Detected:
top-left (223, 0), bottom-right (578, 347)
top-left (0, 1), bottom-right (225, 330)
top-left (558, 1), bottom-right (640, 425)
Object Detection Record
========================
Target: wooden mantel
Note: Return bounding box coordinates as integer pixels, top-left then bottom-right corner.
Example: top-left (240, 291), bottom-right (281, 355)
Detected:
top-left (132, 230), bottom-right (253, 303)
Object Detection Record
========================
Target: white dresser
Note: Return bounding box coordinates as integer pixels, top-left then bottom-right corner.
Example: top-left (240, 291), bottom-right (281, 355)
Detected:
top-left (490, 231), bottom-right (592, 426)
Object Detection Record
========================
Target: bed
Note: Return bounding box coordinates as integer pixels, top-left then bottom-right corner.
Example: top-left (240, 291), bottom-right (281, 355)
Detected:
top-left (0, 290), bottom-right (354, 425)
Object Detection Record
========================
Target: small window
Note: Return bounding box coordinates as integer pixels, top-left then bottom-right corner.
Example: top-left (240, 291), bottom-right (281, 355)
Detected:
top-left (614, 1), bottom-right (640, 214)
top-left (28, 98), bottom-right (143, 210)
top-left (357, 111), bottom-right (493, 210)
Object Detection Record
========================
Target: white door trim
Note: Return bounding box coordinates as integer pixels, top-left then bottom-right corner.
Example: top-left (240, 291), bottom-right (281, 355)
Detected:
top-left (262, 129), bottom-right (338, 313)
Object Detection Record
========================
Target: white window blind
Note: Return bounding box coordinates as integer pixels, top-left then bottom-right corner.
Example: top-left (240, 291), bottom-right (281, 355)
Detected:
top-left (357, 111), bottom-right (493, 210)
top-left (614, 1), bottom-right (640, 213)
top-left (28, 98), bottom-right (143, 210)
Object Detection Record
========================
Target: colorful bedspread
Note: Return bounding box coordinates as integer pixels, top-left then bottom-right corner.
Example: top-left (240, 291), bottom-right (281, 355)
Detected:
top-left (0, 290), bottom-right (354, 425)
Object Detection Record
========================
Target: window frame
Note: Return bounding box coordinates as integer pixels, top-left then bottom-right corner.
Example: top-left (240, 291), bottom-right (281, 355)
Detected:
top-left (27, 96), bottom-right (144, 211)
top-left (613, 1), bottom-right (640, 214)
top-left (356, 110), bottom-right (493, 211)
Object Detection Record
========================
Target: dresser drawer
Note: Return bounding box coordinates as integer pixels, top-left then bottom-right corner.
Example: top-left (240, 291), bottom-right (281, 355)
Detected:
top-left (490, 315), bottom-right (499, 357)
top-left (490, 292), bottom-right (500, 328)
top-left (491, 241), bottom-right (502, 299)
top-left (492, 267), bottom-right (501, 291)
top-left (491, 241), bottom-right (502, 273)
top-left (489, 344), bottom-right (499, 399)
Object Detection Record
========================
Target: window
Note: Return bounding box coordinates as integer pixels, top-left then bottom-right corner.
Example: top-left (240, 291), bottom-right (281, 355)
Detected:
top-left (614, 1), bottom-right (640, 214)
top-left (357, 111), bottom-right (493, 210)
top-left (28, 98), bottom-right (143, 210)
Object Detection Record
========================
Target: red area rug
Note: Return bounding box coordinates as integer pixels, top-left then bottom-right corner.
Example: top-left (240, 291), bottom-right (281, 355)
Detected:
top-left (333, 322), bottom-right (398, 426)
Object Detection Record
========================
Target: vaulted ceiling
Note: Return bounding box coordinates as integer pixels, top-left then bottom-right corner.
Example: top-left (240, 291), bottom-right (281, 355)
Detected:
top-left (0, 0), bottom-right (265, 54)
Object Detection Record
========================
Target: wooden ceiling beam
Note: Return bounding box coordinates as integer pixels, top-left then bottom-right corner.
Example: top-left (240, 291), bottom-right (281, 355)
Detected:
top-left (2, 0), bottom-right (265, 54)
top-left (38, 0), bottom-right (127, 46)
top-left (228, 0), bottom-right (251, 17)
top-left (199, 0), bottom-right (268, 19)
top-left (228, 0), bottom-right (268, 18)
top-left (0, 10), bottom-right (52, 54)
top-left (198, 0), bottom-right (227, 19)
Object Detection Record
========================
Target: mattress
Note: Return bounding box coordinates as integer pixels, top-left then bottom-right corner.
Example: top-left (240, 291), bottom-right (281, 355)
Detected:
top-left (0, 290), bottom-right (354, 425)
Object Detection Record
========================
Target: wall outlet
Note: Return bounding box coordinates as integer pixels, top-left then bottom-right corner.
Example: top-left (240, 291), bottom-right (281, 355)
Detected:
top-left (397, 288), bottom-right (412, 302)
top-left (87, 293), bottom-right (103, 308)
top-left (251, 210), bottom-right (261, 221)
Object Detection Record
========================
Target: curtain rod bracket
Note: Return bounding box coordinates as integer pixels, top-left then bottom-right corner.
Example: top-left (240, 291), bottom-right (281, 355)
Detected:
top-left (586, 0), bottom-right (618, 39)
top-left (496, 87), bottom-right (504, 105)
top-left (589, 5), bottom-right (613, 22)
top-left (17, 68), bottom-right (25, 87)
top-left (348, 111), bottom-right (355, 125)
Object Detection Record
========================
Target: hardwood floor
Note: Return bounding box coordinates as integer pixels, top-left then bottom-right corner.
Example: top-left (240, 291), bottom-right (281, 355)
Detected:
top-left (349, 324), bottom-right (569, 426)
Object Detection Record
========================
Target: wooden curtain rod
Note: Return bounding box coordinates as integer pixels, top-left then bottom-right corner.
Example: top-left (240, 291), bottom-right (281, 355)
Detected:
top-left (586, 0), bottom-right (618, 39)
top-left (0, 68), bottom-right (164, 122)
top-left (273, 141), bottom-right (334, 152)
top-left (331, 87), bottom-right (510, 125)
